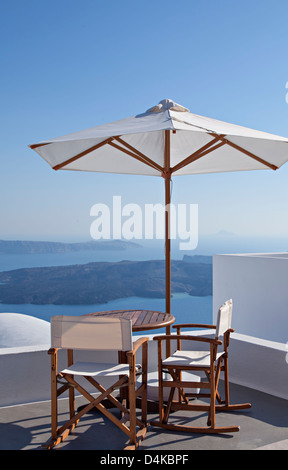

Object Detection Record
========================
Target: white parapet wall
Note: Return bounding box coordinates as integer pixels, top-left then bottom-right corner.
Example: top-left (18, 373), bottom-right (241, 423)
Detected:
top-left (144, 331), bottom-right (288, 402)
top-left (0, 345), bottom-right (52, 407)
top-left (0, 345), bottom-right (122, 408)
top-left (213, 253), bottom-right (288, 343)
top-left (211, 252), bottom-right (288, 401)
top-left (1, 330), bottom-right (288, 408)
top-left (226, 332), bottom-right (288, 400)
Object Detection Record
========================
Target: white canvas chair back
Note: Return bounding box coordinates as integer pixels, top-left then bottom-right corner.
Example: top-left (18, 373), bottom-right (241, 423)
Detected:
top-left (51, 315), bottom-right (133, 351)
top-left (215, 299), bottom-right (233, 338)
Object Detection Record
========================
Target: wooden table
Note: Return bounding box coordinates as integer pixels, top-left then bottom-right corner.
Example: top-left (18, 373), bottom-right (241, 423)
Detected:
top-left (86, 309), bottom-right (175, 334)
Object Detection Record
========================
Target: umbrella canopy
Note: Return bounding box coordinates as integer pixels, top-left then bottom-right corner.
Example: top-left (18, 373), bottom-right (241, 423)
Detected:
top-left (29, 98), bottom-right (288, 344)
top-left (30, 98), bottom-right (288, 176)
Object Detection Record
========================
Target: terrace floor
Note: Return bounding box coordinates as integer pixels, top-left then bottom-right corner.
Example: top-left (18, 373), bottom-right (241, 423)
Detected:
top-left (1, 381), bottom-right (288, 451)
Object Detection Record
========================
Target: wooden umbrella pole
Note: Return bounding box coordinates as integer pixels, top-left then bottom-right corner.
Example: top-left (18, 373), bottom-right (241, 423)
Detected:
top-left (165, 176), bottom-right (171, 315)
top-left (164, 130), bottom-right (172, 357)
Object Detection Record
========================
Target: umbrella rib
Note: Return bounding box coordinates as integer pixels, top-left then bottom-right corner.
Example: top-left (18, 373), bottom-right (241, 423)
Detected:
top-left (171, 134), bottom-right (226, 174)
top-left (52, 137), bottom-right (114, 171)
top-left (29, 142), bottom-right (50, 150)
top-left (108, 140), bottom-right (163, 173)
top-left (113, 136), bottom-right (164, 173)
top-left (171, 133), bottom-right (278, 174)
top-left (217, 136), bottom-right (279, 171)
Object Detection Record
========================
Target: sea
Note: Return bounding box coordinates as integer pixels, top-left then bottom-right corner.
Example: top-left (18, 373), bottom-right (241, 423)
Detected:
top-left (1, 235), bottom-right (287, 335)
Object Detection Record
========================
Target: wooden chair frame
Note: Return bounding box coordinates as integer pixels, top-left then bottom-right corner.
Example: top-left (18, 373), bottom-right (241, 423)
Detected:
top-left (174, 323), bottom-right (252, 411)
top-left (43, 337), bottom-right (149, 450)
top-left (151, 323), bottom-right (251, 434)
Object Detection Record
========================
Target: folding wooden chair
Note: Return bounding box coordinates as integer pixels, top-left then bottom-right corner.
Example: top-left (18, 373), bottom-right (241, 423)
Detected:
top-left (151, 299), bottom-right (251, 434)
top-left (43, 315), bottom-right (149, 450)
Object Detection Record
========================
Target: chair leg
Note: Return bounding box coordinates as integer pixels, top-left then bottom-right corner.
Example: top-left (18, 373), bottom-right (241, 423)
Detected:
top-left (43, 350), bottom-right (81, 450)
top-left (151, 356), bottom-right (240, 435)
top-left (163, 386), bottom-right (176, 424)
top-left (51, 354), bottom-right (58, 441)
top-left (216, 354), bottom-right (251, 411)
top-left (209, 355), bottom-right (216, 429)
top-left (175, 369), bottom-right (189, 405)
top-left (224, 352), bottom-right (230, 405)
top-left (67, 349), bottom-right (75, 419)
top-left (128, 354), bottom-right (137, 446)
top-left (168, 369), bottom-right (189, 405)
top-left (141, 341), bottom-right (148, 425)
top-left (157, 340), bottom-right (165, 424)
top-left (123, 351), bottom-right (149, 450)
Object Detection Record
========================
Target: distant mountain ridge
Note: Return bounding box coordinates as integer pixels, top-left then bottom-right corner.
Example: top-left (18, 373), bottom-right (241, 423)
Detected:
top-left (0, 239), bottom-right (140, 254)
top-left (182, 254), bottom-right (212, 264)
top-left (0, 259), bottom-right (212, 305)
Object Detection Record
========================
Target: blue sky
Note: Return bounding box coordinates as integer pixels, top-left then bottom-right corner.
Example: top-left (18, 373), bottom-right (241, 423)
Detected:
top-left (1, 0), bottom-right (288, 243)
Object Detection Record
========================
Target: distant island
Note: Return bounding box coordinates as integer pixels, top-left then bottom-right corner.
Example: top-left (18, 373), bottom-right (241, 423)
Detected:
top-left (182, 254), bottom-right (212, 264)
top-left (0, 259), bottom-right (212, 305)
top-left (0, 239), bottom-right (140, 254)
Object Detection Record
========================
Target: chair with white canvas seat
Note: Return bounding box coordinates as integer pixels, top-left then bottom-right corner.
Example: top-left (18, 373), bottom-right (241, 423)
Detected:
top-left (151, 299), bottom-right (251, 434)
top-left (43, 315), bottom-right (149, 450)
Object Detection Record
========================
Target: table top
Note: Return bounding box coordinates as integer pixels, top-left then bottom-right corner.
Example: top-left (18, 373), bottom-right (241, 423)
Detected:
top-left (86, 309), bottom-right (175, 332)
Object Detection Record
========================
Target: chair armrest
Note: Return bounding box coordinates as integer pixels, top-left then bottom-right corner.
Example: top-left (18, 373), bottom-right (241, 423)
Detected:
top-left (173, 323), bottom-right (216, 330)
top-left (127, 337), bottom-right (149, 356)
top-left (48, 348), bottom-right (58, 355)
top-left (153, 334), bottom-right (222, 346)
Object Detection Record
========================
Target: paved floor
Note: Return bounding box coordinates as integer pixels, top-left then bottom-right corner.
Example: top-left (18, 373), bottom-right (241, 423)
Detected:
top-left (1, 381), bottom-right (288, 451)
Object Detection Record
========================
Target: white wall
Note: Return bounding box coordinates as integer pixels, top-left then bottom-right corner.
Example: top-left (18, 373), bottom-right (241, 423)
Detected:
top-left (1, 332), bottom-right (288, 408)
top-left (213, 253), bottom-right (288, 343)
top-left (0, 345), bottom-right (122, 408)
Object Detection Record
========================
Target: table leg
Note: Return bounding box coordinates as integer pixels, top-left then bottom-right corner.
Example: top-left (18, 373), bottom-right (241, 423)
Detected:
top-left (118, 350), bottom-right (128, 411)
top-left (166, 325), bottom-right (171, 357)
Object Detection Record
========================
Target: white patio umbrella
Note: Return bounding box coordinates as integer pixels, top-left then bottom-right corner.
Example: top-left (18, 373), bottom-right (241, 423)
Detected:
top-left (29, 98), bottom-right (288, 347)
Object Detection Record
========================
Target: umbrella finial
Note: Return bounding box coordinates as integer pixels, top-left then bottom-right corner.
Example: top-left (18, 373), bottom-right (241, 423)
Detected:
top-left (146, 99), bottom-right (190, 113)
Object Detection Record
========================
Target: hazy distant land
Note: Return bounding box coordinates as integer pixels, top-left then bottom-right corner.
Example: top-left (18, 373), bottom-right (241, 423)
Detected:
top-left (0, 258), bottom-right (212, 305)
top-left (0, 239), bottom-right (140, 254)
top-left (1, 232), bottom-right (287, 306)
